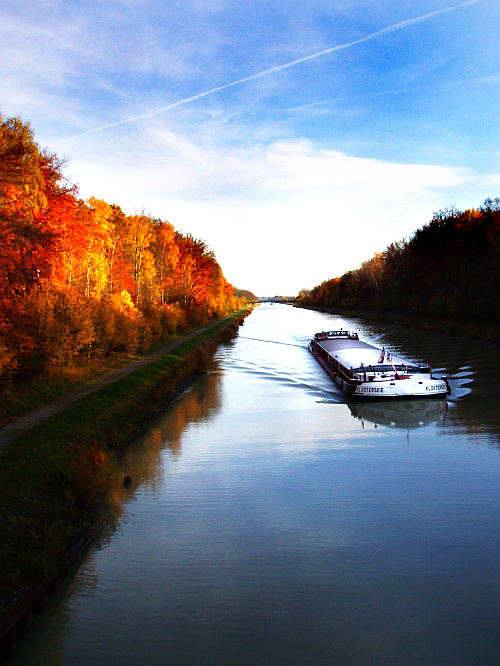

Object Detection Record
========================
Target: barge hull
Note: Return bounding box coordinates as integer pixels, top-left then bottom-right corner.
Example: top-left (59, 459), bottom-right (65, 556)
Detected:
top-left (309, 334), bottom-right (448, 400)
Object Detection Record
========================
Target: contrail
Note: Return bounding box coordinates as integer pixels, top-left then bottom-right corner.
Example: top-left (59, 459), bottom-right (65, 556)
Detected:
top-left (62, 0), bottom-right (480, 142)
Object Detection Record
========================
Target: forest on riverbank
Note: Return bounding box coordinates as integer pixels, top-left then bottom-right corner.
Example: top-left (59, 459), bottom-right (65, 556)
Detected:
top-left (298, 198), bottom-right (500, 327)
top-left (0, 115), bottom-right (244, 385)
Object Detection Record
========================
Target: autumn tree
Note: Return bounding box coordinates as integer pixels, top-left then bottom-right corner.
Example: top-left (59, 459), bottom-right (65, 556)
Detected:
top-left (301, 199), bottom-right (500, 321)
top-left (0, 113), bottom-right (242, 378)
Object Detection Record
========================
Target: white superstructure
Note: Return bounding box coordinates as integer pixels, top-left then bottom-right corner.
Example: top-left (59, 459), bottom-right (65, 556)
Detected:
top-left (309, 330), bottom-right (449, 399)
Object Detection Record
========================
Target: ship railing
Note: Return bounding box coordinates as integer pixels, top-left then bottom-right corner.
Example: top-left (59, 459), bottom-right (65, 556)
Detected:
top-left (353, 364), bottom-right (428, 374)
top-left (314, 330), bottom-right (357, 340)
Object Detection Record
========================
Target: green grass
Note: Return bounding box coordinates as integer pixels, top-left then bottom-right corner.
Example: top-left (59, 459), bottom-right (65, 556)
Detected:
top-left (0, 314), bottom-right (238, 428)
top-left (0, 333), bottom-right (192, 427)
top-left (0, 309), bottom-right (250, 619)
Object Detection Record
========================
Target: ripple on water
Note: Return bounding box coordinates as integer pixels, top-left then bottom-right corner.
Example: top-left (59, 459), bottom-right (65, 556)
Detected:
top-left (11, 304), bottom-right (500, 666)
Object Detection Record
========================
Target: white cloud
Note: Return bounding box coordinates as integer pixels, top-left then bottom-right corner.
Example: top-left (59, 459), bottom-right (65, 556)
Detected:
top-left (1, 0), bottom-right (493, 296)
top-left (483, 173), bottom-right (500, 188)
top-left (0, 0), bottom-right (228, 134)
top-left (65, 124), bottom-right (478, 295)
top-left (475, 75), bottom-right (500, 84)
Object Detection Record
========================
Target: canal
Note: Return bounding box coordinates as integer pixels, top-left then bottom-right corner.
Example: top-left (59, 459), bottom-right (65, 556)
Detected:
top-left (11, 304), bottom-right (500, 665)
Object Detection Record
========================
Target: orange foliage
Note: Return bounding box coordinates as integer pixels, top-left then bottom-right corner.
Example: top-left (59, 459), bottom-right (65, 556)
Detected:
top-left (0, 114), bottom-right (243, 378)
top-left (299, 198), bottom-right (500, 321)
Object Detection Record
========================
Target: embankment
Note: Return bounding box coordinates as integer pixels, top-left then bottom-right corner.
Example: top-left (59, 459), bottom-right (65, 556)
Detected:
top-left (0, 309), bottom-right (250, 654)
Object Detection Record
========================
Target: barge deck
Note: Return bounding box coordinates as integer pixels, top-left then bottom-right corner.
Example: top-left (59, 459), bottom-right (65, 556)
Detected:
top-left (309, 330), bottom-right (449, 400)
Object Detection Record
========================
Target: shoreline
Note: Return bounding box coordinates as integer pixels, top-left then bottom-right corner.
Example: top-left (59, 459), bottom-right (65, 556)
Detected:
top-left (0, 309), bottom-right (251, 655)
top-left (295, 304), bottom-right (500, 343)
top-left (0, 313), bottom-right (247, 449)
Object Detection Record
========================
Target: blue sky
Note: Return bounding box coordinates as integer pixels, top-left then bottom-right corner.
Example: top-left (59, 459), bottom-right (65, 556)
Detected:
top-left (1, 0), bottom-right (499, 295)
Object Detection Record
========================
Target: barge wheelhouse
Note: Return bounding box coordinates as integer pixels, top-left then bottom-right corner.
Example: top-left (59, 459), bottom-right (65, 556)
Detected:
top-left (309, 330), bottom-right (449, 399)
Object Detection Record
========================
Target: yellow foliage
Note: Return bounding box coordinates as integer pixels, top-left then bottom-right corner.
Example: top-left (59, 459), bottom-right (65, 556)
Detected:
top-left (110, 290), bottom-right (137, 314)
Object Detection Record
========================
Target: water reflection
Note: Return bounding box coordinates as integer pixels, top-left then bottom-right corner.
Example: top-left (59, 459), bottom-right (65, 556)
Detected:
top-left (119, 368), bottom-right (223, 492)
top-left (7, 367), bottom-right (225, 666)
top-left (305, 308), bottom-right (500, 446)
top-left (349, 398), bottom-right (448, 429)
top-left (10, 304), bottom-right (500, 666)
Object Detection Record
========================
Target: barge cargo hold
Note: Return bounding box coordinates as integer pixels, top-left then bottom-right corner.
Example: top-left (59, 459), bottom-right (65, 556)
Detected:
top-left (309, 330), bottom-right (449, 399)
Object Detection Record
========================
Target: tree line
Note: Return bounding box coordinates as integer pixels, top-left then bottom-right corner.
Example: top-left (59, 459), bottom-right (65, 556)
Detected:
top-left (0, 115), bottom-right (244, 379)
top-left (298, 198), bottom-right (500, 321)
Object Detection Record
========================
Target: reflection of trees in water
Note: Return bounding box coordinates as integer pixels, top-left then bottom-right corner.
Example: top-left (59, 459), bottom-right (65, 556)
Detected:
top-left (117, 368), bottom-right (223, 495)
top-left (156, 369), bottom-right (223, 455)
top-left (80, 368), bottom-right (223, 626)
top-left (445, 398), bottom-right (500, 450)
top-left (342, 319), bottom-right (500, 447)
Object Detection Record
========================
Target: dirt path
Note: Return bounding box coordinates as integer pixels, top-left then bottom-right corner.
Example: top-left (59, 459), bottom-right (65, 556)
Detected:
top-left (0, 317), bottom-right (231, 449)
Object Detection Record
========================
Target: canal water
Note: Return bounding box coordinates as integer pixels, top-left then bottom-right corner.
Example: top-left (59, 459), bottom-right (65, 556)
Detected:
top-left (11, 304), bottom-right (500, 665)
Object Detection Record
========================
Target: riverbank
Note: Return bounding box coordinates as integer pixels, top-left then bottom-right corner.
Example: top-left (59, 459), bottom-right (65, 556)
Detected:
top-left (0, 309), bottom-right (250, 646)
top-left (9, 303), bottom-right (500, 665)
top-left (0, 319), bottom-right (244, 430)
top-left (296, 304), bottom-right (500, 343)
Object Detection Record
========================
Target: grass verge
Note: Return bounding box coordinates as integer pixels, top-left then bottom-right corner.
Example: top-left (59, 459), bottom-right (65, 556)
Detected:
top-left (0, 309), bottom-right (250, 622)
top-left (0, 328), bottom-right (209, 428)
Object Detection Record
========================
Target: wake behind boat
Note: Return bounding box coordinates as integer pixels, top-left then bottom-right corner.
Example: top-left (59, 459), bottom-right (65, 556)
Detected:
top-left (309, 330), bottom-right (450, 399)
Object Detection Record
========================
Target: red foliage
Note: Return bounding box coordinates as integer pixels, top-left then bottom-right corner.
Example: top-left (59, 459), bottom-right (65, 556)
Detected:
top-left (0, 114), bottom-right (242, 377)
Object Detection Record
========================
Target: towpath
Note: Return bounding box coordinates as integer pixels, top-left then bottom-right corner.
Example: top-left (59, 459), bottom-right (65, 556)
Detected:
top-left (0, 316), bottom-right (234, 449)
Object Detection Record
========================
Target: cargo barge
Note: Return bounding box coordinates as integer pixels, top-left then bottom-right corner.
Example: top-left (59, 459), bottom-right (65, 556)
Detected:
top-left (309, 330), bottom-right (449, 399)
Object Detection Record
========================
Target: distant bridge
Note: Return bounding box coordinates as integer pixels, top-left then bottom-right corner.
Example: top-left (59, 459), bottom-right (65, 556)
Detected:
top-left (258, 296), bottom-right (297, 304)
